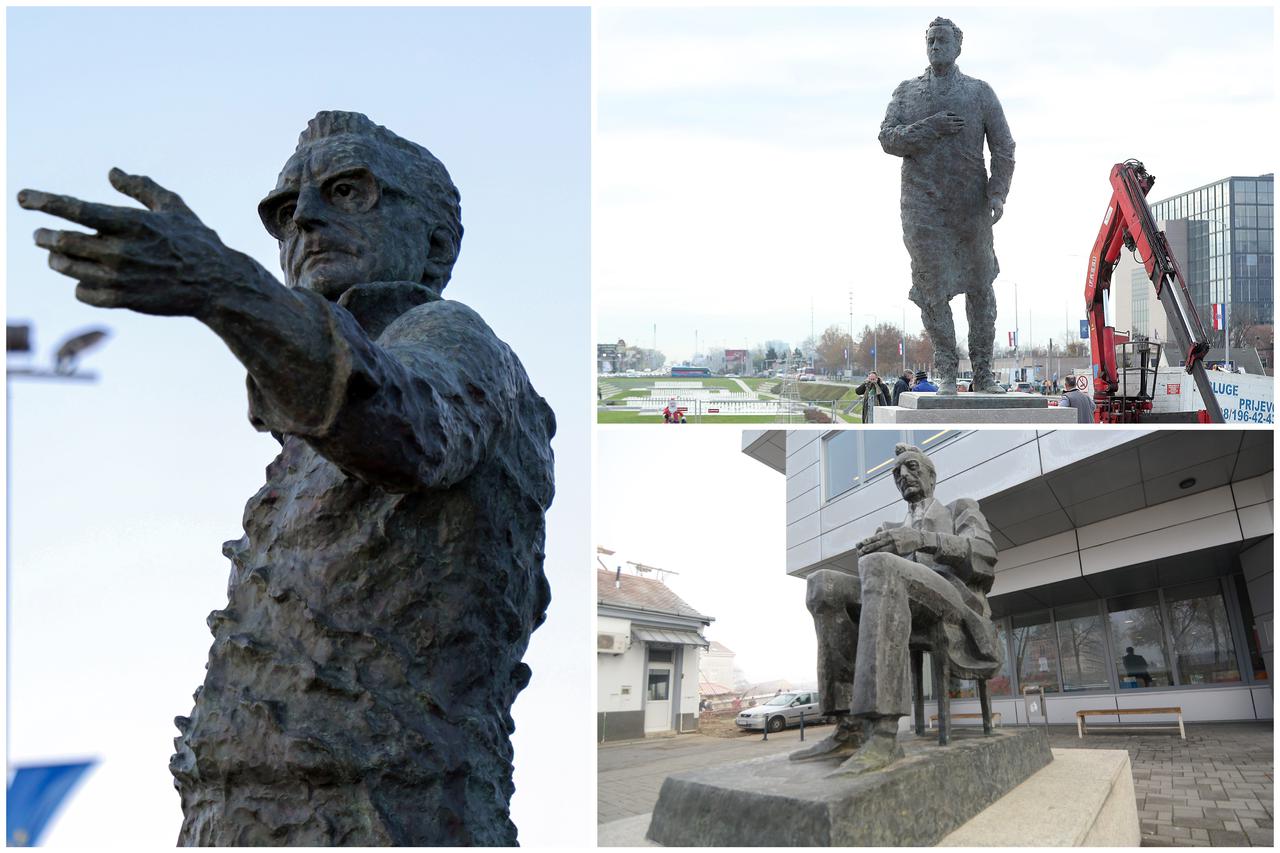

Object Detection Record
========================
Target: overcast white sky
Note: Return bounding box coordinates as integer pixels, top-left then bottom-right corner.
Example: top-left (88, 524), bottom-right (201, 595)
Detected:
top-left (596, 429), bottom-right (817, 686)
top-left (596, 4), bottom-right (1275, 362)
top-left (6, 7), bottom-right (589, 846)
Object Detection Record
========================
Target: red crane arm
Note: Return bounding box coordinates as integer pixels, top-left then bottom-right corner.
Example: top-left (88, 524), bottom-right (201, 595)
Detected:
top-left (1083, 160), bottom-right (1222, 422)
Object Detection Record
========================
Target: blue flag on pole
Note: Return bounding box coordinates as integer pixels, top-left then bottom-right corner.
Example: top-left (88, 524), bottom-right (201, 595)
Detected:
top-left (7, 760), bottom-right (97, 846)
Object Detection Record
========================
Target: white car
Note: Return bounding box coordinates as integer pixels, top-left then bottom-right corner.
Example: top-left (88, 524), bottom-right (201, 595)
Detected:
top-left (735, 691), bottom-right (826, 733)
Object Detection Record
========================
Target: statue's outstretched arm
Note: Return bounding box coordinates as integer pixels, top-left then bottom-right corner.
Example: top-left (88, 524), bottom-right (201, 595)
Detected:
top-left (18, 169), bottom-right (522, 492)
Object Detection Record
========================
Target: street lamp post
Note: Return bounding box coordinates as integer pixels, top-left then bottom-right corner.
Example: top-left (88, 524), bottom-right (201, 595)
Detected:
top-left (6, 324), bottom-right (109, 774)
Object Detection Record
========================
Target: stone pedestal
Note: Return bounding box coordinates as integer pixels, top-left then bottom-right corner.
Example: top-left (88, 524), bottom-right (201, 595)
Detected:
top-left (871, 392), bottom-right (1076, 424)
top-left (602, 741), bottom-right (1139, 848)
top-left (645, 728), bottom-right (1053, 847)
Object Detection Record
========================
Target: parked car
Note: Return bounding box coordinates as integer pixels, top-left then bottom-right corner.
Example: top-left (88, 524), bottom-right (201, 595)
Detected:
top-left (735, 691), bottom-right (826, 733)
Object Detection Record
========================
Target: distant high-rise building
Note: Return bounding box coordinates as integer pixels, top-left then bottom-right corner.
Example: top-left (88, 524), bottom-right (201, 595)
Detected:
top-left (1115, 174), bottom-right (1273, 361)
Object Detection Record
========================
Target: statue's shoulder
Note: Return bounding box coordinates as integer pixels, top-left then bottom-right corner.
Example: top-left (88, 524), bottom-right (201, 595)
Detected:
top-left (393, 297), bottom-right (498, 342)
top-left (892, 72), bottom-right (928, 95)
top-left (946, 496), bottom-right (985, 519)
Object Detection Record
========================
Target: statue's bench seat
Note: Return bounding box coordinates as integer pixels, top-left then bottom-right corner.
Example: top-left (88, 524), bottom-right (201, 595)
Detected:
top-left (1076, 706), bottom-right (1184, 739)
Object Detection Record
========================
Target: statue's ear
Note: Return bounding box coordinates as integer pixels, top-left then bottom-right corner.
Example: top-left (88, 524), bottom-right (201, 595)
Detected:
top-left (423, 226), bottom-right (459, 291)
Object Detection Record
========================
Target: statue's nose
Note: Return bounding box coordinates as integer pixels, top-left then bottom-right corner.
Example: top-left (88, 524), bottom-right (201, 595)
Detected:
top-left (292, 184), bottom-right (327, 231)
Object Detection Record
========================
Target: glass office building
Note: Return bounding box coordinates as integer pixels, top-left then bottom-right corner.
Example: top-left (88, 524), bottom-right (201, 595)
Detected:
top-left (745, 429), bottom-right (1273, 724)
top-left (1148, 174), bottom-right (1274, 346)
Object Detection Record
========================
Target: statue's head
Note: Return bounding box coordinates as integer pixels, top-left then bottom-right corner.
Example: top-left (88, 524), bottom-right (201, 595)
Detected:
top-left (925, 16), bottom-right (962, 68)
top-left (258, 111), bottom-right (463, 299)
top-left (891, 442), bottom-right (937, 502)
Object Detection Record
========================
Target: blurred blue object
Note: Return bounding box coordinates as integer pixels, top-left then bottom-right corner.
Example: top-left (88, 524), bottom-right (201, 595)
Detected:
top-left (6, 760), bottom-right (97, 846)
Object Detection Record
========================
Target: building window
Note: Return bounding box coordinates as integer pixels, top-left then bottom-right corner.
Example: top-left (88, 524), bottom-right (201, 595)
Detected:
top-left (1011, 611), bottom-right (1060, 694)
top-left (988, 620), bottom-right (1014, 696)
top-left (1054, 601), bottom-right (1110, 691)
top-left (823, 430), bottom-right (960, 502)
top-left (1233, 576), bottom-right (1269, 682)
top-left (648, 647), bottom-right (673, 663)
top-left (1108, 590), bottom-right (1173, 688)
top-left (1165, 579), bottom-right (1242, 685)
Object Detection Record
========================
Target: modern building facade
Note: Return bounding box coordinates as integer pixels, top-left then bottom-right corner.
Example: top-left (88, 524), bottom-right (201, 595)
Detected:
top-left (1115, 174), bottom-right (1273, 361)
top-left (743, 429), bottom-right (1272, 727)
top-left (597, 569), bottom-right (713, 742)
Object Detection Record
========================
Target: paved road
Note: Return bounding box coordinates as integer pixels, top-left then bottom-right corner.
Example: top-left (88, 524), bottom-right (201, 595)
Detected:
top-left (598, 728), bottom-right (808, 825)
top-left (598, 722), bottom-right (1273, 847)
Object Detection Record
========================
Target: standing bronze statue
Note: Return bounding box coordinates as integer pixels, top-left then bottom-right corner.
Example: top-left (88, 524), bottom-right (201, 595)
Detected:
top-left (20, 111), bottom-right (554, 846)
top-left (792, 443), bottom-right (1002, 775)
top-left (880, 17), bottom-right (1015, 395)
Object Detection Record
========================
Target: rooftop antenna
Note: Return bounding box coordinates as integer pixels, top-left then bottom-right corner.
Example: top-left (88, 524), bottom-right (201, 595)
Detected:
top-left (627, 560), bottom-right (680, 583)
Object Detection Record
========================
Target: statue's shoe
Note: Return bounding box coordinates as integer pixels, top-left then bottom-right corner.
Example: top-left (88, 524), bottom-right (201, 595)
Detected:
top-left (937, 380), bottom-right (958, 396)
top-left (825, 734), bottom-right (905, 777)
top-left (789, 720), bottom-right (866, 762)
top-left (973, 383), bottom-right (1006, 394)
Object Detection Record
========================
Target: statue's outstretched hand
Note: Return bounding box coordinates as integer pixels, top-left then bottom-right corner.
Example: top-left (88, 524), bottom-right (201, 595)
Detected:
top-left (19, 168), bottom-right (266, 317)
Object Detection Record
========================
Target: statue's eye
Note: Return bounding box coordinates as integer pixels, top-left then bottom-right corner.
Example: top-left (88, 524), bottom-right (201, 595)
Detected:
top-left (326, 173), bottom-right (377, 213)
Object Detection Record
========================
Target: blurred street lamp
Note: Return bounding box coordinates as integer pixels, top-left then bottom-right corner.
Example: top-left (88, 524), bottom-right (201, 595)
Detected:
top-left (6, 322), bottom-right (111, 780)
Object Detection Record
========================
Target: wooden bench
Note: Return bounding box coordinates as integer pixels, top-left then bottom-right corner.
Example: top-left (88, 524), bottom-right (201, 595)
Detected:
top-left (929, 711), bottom-right (1001, 730)
top-left (1077, 707), bottom-right (1184, 739)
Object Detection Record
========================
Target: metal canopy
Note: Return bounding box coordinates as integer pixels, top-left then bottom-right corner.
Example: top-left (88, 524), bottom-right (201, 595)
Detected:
top-left (633, 626), bottom-right (709, 648)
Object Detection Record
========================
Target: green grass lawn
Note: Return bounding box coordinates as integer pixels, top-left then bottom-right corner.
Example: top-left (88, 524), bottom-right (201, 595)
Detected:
top-left (597, 411), bottom-right (820, 424)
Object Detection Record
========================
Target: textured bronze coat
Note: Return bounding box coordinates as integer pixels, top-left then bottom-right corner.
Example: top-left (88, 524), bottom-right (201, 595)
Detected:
top-left (879, 66), bottom-right (1015, 307)
top-left (170, 281), bottom-right (554, 845)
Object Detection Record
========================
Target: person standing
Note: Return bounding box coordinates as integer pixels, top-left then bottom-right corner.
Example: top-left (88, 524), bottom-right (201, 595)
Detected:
top-left (1059, 375), bottom-right (1096, 424)
top-left (891, 370), bottom-right (912, 405)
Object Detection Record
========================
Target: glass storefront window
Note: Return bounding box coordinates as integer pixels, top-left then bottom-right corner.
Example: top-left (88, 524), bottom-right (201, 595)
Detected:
top-left (1234, 576), bottom-right (1269, 682)
top-left (1108, 591), bottom-right (1173, 688)
top-left (1055, 601), bottom-right (1110, 691)
top-left (1012, 611), bottom-right (1059, 694)
top-left (988, 620), bottom-right (1014, 696)
top-left (1166, 579), bottom-right (1241, 685)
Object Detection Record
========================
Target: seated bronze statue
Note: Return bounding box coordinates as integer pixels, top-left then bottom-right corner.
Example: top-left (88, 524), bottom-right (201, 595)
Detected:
top-left (793, 443), bottom-right (1002, 775)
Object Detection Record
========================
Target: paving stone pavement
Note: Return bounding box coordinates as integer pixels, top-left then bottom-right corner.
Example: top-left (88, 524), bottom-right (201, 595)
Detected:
top-left (598, 721), bottom-right (1273, 847)
top-left (1043, 722), bottom-right (1273, 848)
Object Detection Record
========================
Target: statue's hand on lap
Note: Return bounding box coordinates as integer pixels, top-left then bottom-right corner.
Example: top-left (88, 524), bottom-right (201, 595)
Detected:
top-left (857, 528), bottom-right (926, 558)
top-left (20, 168), bottom-right (270, 318)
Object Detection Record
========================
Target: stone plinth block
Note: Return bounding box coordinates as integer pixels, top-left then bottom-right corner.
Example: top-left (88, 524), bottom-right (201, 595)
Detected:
top-left (871, 405), bottom-right (1076, 424)
top-left (939, 748), bottom-right (1139, 846)
top-left (645, 728), bottom-right (1053, 847)
top-left (900, 392), bottom-right (1049, 410)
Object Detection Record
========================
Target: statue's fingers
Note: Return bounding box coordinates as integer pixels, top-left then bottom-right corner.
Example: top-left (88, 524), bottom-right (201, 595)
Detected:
top-left (47, 250), bottom-right (114, 284)
top-left (109, 168), bottom-right (193, 215)
top-left (74, 282), bottom-right (127, 309)
top-left (18, 189), bottom-right (142, 233)
top-left (34, 228), bottom-right (126, 264)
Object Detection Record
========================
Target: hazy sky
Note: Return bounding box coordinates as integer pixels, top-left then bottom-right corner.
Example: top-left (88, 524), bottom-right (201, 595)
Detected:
top-left (596, 429), bottom-right (816, 686)
top-left (6, 7), bottom-right (590, 846)
top-left (596, 4), bottom-right (1275, 362)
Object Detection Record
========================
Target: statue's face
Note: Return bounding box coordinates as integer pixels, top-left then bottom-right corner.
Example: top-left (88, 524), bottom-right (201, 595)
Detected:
top-left (925, 26), bottom-right (961, 67)
top-left (259, 136), bottom-right (432, 298)
top-left (893, 455), bottom-right (935, 502)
